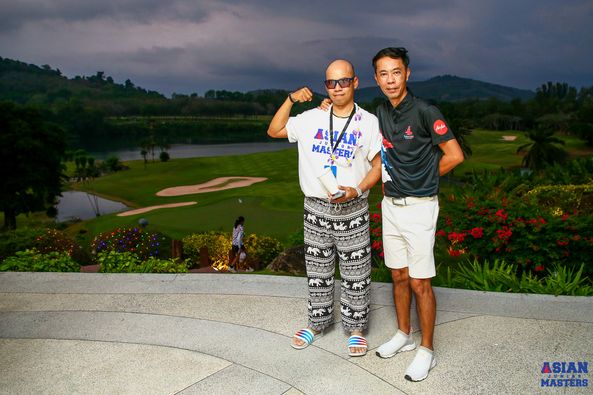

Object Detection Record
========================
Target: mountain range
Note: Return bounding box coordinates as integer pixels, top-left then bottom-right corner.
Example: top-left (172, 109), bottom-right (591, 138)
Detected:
top-left (1, 56), bottom-right (534, 106)
top-left (355, 75), bottom-right (535, 103)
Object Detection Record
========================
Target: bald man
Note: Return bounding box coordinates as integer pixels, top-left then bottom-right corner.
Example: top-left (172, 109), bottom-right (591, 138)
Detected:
top-left (268, 60), bottom-right (382, 357)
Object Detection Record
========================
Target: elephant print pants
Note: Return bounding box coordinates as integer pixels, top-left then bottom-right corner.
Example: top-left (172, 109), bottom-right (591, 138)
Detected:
top-left (303, 196), bottom-right (372, 332)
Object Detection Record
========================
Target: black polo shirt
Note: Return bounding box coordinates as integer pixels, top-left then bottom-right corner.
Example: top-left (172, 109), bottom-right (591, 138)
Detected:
top-left (377, 92), bottom-right (455, 198)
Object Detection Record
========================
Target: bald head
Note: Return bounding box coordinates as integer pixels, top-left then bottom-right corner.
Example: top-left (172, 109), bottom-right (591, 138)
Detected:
top-left (324, 59), bottom-right (358, 113)
top-left (326, 59), bottom-right (355, 79)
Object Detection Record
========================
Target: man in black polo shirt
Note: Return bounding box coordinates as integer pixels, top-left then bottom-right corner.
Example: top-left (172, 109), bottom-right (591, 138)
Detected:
top-left (373, 47), bottom-right (464, 382)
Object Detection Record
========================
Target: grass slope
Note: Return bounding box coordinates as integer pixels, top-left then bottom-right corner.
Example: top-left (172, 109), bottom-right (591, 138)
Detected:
top-left (75, 148), bottom-right (305, 243)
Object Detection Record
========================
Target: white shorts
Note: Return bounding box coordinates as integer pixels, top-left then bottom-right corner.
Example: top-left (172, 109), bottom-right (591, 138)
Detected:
top-left (381, 196), bottom-right (439, 279)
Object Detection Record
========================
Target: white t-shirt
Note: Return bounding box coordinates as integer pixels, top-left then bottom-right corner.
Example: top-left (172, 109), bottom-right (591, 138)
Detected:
top-left (232, 224), bottom-right (244, 247)
top-left (286, 104), bottom-right (381, 199)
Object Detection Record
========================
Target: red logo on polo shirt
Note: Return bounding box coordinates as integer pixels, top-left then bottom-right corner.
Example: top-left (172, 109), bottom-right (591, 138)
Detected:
top-left (404, 125), bottom-right (414, 139)
top-left (433, 120), bottom-right (448, 135)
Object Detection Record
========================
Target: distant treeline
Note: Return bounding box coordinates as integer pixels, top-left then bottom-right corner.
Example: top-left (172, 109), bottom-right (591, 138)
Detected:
top-left (1, 57), bottom-right (592, 148)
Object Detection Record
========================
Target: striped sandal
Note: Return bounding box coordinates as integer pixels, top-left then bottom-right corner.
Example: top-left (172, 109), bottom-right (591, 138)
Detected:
top-left (348, 335), bottom-right (368, 357)
top-left (291, 328), bottom-right (322, 350)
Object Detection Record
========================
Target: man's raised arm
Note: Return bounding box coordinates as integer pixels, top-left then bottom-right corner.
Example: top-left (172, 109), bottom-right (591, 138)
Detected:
top-left (267, 87), bottom-right (313, 138)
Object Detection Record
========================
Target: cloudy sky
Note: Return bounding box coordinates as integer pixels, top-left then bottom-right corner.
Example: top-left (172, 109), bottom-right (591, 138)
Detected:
top-left (1, 0), bottom-right (592, 96)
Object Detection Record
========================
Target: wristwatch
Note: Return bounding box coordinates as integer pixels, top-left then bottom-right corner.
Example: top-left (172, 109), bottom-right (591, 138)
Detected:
top-left (354, 186), bottom-right (362, 197)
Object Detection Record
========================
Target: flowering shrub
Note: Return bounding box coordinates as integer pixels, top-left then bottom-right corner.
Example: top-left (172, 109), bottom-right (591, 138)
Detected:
top-left (437, 194), bottom-right (593, 276)
top-left (34, 228), bottom-right (89, 263)
top-left (91, 227), bottom-right (170, 260)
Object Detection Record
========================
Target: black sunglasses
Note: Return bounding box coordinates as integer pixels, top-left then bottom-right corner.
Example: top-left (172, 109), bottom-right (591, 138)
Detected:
top-left (324, 77), bottom-right (355, 89)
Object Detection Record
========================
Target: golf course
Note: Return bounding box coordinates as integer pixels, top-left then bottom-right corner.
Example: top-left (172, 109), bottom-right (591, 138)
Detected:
top-left (66, 128), bottom-right (590, 246)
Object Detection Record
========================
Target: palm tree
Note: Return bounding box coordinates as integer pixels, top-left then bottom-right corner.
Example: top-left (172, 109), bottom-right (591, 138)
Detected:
top-left (517, 126), bottom-right (567, 171)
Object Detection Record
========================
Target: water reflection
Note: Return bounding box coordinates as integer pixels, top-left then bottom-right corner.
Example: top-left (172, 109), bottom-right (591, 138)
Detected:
top-left (88, 141), bottom-right (294, 161)
top-left (55, 191), bottom-right (128, 222)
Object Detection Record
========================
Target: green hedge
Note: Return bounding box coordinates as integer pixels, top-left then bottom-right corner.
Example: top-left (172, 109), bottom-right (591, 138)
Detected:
top-left (97, 251), bottom-right (188, 273)
top-left (1, 249), bottom-right (80, 272)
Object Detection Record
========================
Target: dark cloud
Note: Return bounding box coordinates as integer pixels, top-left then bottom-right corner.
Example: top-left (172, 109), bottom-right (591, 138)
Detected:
top-left (0, 0), bottom-right (222, 32)
top-left (0, 0), bottom-right (591, 94)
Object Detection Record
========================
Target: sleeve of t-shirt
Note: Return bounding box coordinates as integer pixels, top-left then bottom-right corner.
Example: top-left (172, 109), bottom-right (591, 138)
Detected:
top-left (367, 115), bottom-right (382, 161)
top-left (422, 105), bottom-right (455, 146)
top-left (286, 113), bottom-right (306, 143)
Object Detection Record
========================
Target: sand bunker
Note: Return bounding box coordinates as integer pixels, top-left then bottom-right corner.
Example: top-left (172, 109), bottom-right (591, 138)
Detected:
top-left (156, 177), bottom-right (267, 197)
top-left (501, 135), bottom-right (517, 141)
top-left (117, 202), bottom-right (197, 217)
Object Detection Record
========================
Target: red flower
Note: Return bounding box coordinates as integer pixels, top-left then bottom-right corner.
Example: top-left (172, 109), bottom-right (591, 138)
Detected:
top-left (436, 229), bottom-right (446, 237)
top-left (445, 217), bottom-right (453, 226)
top-left (371, 213), bottom-right (381, 222)
top-left (495, 209), bottom-right (508, 221)
top-left (470, 227), bottom-right (484, 239)
top-left (496, 226), bottom-right (512, 241)
top-left (534, 265), bottom-right (545, 272)
top-left (466, 198), bottom-right (475, 209)
top-left (447, 232), bottom-right (466, 242)
top-left (556, 239), bottom-right (569, 247)
top-left (448, 248), bottom-right (462, 257)
top-left (561, 213), bottom-right (570, 221)
top-left (538, 217), bottom-right (547, 224)
top-left (379, 251), bottom-right (384, 258)
top-left (371, 240), bottom-right (383, 250)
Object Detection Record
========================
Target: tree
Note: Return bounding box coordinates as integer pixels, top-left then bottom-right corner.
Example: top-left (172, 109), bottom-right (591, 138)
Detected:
top-left (159, 151), bottom-right (170, 162)
top-left (516, 126), bottom-right (567, 171)
top-left (140, 149), bottom-right (148, 168)
top-left (0, 102), bottom-right (66, 229)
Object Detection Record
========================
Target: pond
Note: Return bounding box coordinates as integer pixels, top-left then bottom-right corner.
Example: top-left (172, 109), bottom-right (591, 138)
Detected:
top-left (55, 191), bottom-right (129, 222)
top-left (88, 141), bottom-right (294, 161)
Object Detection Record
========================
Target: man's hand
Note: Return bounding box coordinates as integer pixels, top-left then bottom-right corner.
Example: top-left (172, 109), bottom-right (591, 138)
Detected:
top-left (329, 185), bottom-right (358, 203)
top-left (318, 98), bottom-right (332, 112)
top-left (290, 87), bottom-right (314, 103)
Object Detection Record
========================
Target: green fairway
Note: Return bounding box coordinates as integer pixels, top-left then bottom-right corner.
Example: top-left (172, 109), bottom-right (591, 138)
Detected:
top-left (453, 129), bottom-right (592, 174)
top-left (74, 149), bottom-right (307, 243)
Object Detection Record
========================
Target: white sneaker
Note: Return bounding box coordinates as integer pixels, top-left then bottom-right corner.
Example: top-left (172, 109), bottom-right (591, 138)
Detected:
top-left (404, 346), bottom-right (437, 382)
top-left (375, 329), bottom-right (416, 358)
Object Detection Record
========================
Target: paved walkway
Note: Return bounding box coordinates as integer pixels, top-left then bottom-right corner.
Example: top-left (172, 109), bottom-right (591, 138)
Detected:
top-left (0, 272), bottom-right (591, 394)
